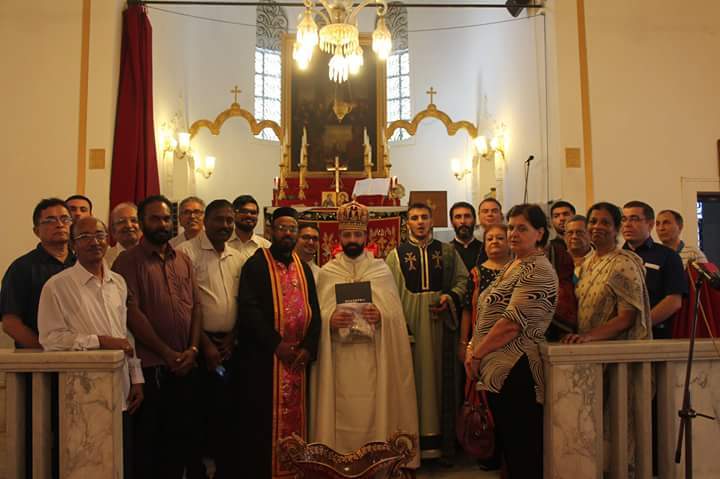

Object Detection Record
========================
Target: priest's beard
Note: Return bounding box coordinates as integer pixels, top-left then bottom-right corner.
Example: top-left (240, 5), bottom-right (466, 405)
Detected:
top-left (342, 242), bottom-right (364, 258)
top-left (454, 225), bottom-right (474, 242)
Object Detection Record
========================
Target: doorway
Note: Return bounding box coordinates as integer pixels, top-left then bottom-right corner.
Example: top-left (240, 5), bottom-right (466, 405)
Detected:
top-left (697, 192), bottom-right (720, 265)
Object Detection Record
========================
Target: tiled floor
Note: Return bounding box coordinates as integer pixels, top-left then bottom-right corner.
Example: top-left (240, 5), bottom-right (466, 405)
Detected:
top-left (416, 455), bottom-right (501, 479)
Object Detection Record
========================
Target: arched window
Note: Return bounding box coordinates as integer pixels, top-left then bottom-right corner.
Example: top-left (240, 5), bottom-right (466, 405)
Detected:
top-left (255, 0), bottom-right (288, 141)
top-left (381, 2), bottom-right (410, 141)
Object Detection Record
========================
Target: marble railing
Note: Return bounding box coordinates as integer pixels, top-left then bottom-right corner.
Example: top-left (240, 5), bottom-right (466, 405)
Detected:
top-left (0, 349), bottom-right (126, 479)
top-left (541, 339), bottom-right (720, 479)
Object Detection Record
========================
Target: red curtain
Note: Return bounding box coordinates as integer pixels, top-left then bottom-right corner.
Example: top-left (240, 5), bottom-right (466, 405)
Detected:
top-left (109, 5), bottom-right (159, 212)
top-left (673, 264), bottom-right (720, 338)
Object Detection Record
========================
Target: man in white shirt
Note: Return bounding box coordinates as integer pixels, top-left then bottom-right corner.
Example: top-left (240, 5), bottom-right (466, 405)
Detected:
top-left (295, 223), bottom-right (321, 281)
top-left (106, 202), bottom-right (142, 266)
top-left (228, 195), bottom-right (270, 263)
top-left (170, 196), bottom-right (205, 248)
top-left (38, 216), bottom-right (144, 478)
top-left (176, 199), bottom-right (244, 478)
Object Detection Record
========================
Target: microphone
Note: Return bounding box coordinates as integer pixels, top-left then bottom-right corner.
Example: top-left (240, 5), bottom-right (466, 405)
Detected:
top-left (690, 261), bottom-right (720, 290)
top-left (525, 155), bottom-right (535, 164)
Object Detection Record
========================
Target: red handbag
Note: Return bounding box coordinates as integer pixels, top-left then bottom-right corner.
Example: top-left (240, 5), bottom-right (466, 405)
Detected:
top-left (456, 379), bottom-right (495, 460)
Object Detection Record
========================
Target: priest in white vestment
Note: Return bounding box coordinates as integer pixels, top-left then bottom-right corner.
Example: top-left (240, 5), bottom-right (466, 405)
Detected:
top-left (310, 201), bottom-right (419, 468)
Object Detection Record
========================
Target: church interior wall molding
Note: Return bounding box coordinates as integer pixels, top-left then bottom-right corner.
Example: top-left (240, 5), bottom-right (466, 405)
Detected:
top-left (188, 87), bottom-right (284, 142)
top-left (385, 86), bottom-right (479, 141)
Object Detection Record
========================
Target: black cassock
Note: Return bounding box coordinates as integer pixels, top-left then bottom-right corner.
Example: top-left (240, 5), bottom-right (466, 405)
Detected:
top-left (235, 245), bottom-right (321, 478)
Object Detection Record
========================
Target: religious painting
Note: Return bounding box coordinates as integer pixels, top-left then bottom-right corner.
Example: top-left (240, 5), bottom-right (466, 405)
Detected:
top-left (321, 191), bottom-right (337, 207)
top-left (282, 34), bottom-right (386, 177)
top-left (408, 191), bottom-right (448, 227)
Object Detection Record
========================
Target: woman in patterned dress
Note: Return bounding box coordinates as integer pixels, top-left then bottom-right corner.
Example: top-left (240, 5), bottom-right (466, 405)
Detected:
top-left (466, 204), bottom-right (558, 479)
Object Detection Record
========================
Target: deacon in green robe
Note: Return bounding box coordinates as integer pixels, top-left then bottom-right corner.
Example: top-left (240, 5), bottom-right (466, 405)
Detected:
top-left (386, 202), bottom-right (468, 461)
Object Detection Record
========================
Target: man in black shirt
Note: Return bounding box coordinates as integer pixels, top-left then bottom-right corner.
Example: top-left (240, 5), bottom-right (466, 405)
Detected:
top-left (449, 201), bottom-right (485, 271)
top-left (0, 197), bottom-right (76, 479)
top-left (1, 198), bottom-right (76, 347)
top-left (622, 201), bottom-right (687, 339)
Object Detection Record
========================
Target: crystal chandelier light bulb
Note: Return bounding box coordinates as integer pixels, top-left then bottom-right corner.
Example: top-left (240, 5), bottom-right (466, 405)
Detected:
top-left (293, 41), bottom-right (312, 70)
top-left (372, 16), bottom-right (392, 60)
top-left (348, 45), bottom-right (363, 75)
top-left (296, 8), bottom-right (318, 51)
top-left (328, 49), bottom-right (349, 83)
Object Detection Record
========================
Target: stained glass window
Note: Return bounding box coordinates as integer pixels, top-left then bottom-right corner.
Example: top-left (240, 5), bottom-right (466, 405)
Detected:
top-left (380, 3), bottom-right (411, 142)
top-left (255, 1), bottom-right (287, 141)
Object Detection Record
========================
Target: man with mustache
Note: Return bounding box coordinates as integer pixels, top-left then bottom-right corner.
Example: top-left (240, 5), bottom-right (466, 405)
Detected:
top-left (449, 201), bottom-right (485, 271)
top-left (112, 195), bottom-right (204, 479)
top-left (237, 206), bottom-right (321, 478)
top-left (176, 199), bottom-right (244, 478)
top-left (38, 216), bottom-right (144, 478)
top-left (106, 202), bottom-right (142, 266)
top-left (386, 202), bottom-right (467, 463)
top-left (228, 195), bottom-right (271, 264)
top-left (310, 201), bottom-right (419, 468)
top-left (294, 223), bottom-right (321, 281)
top-left (170, 196), bottom-right (205, 248)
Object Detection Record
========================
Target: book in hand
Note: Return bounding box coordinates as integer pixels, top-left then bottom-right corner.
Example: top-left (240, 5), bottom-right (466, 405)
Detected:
top-left (334, 281), bottom-right (375, 343)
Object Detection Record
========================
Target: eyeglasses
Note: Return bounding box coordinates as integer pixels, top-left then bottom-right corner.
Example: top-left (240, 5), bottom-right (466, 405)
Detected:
top-left (621, 215), bottom-right (645, 224)
top-left (181, 209), bottom-right (204, 217)
top-left (38, 216), bottom-right (72, 226)
top-left (275, 225), bottom-right (298, 233)
top-left (300, 234), bottom-right (319, 242)
top-left (74, 232), bottom-right (109, 242)
top-left (235, 208), bottom-right (259, 216)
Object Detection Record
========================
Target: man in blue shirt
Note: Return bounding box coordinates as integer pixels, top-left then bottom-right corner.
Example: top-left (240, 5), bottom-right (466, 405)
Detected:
top-left (621, 201), bottom-right (687, 339)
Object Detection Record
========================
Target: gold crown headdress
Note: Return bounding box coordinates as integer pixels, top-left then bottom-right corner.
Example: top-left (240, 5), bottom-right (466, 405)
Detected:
top-left (337, 201), bottom-right (369, 231)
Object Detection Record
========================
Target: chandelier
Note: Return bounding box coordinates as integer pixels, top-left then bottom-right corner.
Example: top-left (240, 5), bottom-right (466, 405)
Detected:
top-left (293, 0), bottom-right (392, 83)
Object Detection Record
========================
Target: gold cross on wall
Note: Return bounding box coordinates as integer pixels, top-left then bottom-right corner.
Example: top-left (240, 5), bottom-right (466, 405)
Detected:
top-left (230, 85), bottom-right (242, 104)
top-left (326, 156), bottom-right (348, 194)
top-left (426, 86), bottom-right (437, 106)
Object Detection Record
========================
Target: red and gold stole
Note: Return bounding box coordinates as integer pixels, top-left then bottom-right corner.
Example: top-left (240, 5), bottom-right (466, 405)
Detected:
top-left (262, 249), bottom-right (313, 478)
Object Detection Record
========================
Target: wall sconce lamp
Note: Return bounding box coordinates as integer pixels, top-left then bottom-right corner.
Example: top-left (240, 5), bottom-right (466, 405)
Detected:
top-left (161, 130), bottom-right (193, 160)
top-left (195, 155), bottom-right (216, 179)
top-left (451, 157), bottom-right (473, 181)
top-left (473, 125), bottom-right (507, 161)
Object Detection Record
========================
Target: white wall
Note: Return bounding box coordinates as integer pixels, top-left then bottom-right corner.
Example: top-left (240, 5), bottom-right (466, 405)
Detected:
top-left (584, 0), bottom-right (720, 221)
top-left (0, 0), bottom-right (124, 275)
top-left (149, 5), bottom-right (552, 216)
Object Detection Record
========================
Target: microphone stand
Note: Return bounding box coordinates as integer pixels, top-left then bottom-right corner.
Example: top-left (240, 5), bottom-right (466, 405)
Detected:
top-left (523, 155), bottom-right (533, 203)
top-left (674, 271), bottom-right (715, 478)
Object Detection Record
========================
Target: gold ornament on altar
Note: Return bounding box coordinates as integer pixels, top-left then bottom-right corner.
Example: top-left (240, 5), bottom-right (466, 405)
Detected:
top-left (293, 0), bottom-right (392, 83)
top-left (337, 200), bottom-right (369, 231)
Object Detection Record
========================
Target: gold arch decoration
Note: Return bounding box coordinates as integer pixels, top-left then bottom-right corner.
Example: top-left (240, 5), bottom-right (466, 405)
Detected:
top-left (385, 102), bottom-right (478, 140)
top-left (188, 100), bottom-right (283, 140)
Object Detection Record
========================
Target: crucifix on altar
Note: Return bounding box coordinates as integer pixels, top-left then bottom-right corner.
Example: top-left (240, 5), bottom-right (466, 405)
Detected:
top-left (326, 156), bottom-right (348, 194)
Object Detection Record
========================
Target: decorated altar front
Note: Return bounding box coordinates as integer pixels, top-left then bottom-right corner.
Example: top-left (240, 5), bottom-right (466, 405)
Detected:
top-left (264, 206), bottom-right (407, 266)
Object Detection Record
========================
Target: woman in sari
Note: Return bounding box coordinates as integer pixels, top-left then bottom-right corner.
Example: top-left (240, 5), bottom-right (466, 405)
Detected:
top-left (562, 202), bottom-right (651, 343)
top-left (561, 202), bottom-right (651, 476)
